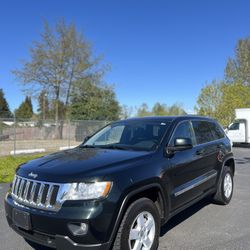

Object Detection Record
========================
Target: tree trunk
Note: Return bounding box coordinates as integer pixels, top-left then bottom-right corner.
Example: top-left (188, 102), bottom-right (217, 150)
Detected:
top-left (55, 86), bottom-right (61, 139)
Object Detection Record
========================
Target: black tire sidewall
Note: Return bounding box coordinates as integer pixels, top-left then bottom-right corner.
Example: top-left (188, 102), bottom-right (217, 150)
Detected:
top-left (221, 167), bottom-right (234, 204)
top-left (119, 199), bottom-right (160, 250)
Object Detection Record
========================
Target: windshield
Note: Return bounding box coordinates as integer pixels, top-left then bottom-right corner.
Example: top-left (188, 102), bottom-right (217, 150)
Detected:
top-left (82, 120), bottom-right (171, 151)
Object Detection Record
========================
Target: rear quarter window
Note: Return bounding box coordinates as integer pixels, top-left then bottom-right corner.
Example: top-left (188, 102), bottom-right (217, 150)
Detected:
top-left (209, 122), bottom-right (225, 140)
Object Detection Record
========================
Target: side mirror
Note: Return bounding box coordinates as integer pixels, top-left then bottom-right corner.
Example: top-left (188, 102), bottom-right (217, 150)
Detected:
top-left (166, 137), bottom-right (193, 154)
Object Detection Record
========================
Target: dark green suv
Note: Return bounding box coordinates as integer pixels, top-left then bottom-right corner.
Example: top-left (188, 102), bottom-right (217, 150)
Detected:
top-left (5, 116), bottom-right (235, 250)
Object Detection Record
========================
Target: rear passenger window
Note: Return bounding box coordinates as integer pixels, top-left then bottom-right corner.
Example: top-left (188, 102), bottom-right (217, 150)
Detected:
top-left (209, 122), bottom-right (225, 140)
top-left (192, 121), bottom-right (214, 144)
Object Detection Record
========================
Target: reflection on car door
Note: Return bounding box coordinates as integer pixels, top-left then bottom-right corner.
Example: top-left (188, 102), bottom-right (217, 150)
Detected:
top-left (167, 121), bottom-right (200, 210)
top-left (168, 120), bottom-right (219, 211)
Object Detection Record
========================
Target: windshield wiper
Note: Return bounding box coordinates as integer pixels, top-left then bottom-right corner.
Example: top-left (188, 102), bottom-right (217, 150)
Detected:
top-left (100, 145), bottom-right (133, 150)
top-left (80, 144), bottom-right (134, 151)
top-left (80, 144), bottom-right (98, 148)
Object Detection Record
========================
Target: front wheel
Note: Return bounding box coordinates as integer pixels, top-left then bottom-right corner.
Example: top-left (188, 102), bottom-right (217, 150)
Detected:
top-left (113, 198), bottom-right (160, 250)
top-left (213, 166), bottom-right (234, 205)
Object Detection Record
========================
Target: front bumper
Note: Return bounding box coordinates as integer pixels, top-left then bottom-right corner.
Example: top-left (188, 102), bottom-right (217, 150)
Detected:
top-left (5, 193), bottom-right (114, 250)
top-left (8, 223), bottom-right (109, 250)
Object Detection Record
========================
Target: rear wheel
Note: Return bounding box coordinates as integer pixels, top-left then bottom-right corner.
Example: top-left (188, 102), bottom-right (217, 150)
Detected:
top-left (213, 166), bottom-right (234, 205)
top-left (113, 198), bottom-right (160, 250)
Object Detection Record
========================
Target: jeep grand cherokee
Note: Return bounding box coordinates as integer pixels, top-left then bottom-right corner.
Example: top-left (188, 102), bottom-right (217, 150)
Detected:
top-left (5, 116), bottom-right (235, 250)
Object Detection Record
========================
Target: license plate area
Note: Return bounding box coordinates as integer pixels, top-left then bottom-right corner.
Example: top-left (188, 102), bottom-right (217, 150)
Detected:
top-left (12, 209), bottom-right (31, 231)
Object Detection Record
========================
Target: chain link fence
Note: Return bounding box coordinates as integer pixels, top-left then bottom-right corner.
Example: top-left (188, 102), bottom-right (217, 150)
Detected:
top-left (0, 118), bottom-right (109, 156)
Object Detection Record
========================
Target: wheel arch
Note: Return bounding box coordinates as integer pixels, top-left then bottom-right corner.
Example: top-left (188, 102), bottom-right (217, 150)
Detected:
top-left (108, 183), bottom-right (168, 248)
top-left (224, 157), bottom-right (235, 175)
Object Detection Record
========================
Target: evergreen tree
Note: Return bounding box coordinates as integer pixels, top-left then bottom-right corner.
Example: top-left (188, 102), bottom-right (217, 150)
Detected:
top-left (0, 89), bottom-right (12, 118)
top-left (15, 96), bottom-right (33, 119)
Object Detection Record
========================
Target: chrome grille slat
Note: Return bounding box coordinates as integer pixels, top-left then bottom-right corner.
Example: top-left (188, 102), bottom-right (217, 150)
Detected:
top-left (23, 181), bottom-right (30, 201)
top-left (18, 179), bottom-right (25, 198)
top-left (45, 184), bottom-right (54, 207)
top-left (30, 182), bottom-right (37, 202)
top-left (36, 183), bottom-right (45, 206)
top-left (12, 176), bottom-right (17, 194)
top-left (14, 178), bottom-right (21, 196)
top-left (11, 175), bottom-right (62, 211)
top-left (12, 176), bottom-right (17, 193)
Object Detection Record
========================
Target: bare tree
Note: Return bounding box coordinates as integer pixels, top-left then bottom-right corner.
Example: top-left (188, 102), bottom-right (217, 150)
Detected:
top-left (13, 19), bottom-right (104, 137)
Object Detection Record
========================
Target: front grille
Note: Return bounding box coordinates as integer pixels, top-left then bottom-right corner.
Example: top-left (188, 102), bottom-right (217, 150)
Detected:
top-left (11, 175), bottom-right (62, 211)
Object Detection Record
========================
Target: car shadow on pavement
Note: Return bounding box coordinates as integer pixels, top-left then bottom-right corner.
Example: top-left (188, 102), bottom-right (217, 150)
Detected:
top-left (160, 198), bottom-right (211, 237)
top-left (235, 157), bottom-right (250, 165)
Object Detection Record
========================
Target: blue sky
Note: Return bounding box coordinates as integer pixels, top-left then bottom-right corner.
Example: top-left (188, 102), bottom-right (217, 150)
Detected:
top-left (1, 0), bottom-right (250, 113)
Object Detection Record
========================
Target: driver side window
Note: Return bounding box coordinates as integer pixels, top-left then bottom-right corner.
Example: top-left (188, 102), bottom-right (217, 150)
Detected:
top-left (170, 121), bottom-right (195, 146)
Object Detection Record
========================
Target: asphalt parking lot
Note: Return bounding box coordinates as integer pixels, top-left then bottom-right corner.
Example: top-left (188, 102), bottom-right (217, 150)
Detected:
top-left (0, 147), bottom-right (250, 250)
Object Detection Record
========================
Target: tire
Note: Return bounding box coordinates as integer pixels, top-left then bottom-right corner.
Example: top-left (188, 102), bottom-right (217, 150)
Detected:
top-left (113, 198), bottom-right (160, 250)
top-left (213, 166), bottom-right (234, 205)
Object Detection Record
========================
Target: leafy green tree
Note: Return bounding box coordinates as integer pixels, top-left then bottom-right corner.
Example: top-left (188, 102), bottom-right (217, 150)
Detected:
top-left (137, 103), bottom-right (152, 117)
top-left (195, 80), bottom-right (250, 126)
top-left (15, 96), bottom-right (33, 119)
top-left (100, 86), bottom-right (121, 120)
top-left (120, 105), bottom-right (133, 119)
top-left (0, 89), bottom-right (12, 118)
top-left (168, 103), bottom-right (187, 115)
top-left (152, 102), bottom-right (168, 116)
top-left (195, 80), bottom-right (223, 118)
top-left (217, 82), bottom-right (250, 126)
top-left (70, 81), bottom-right (120, 121)
top-left (225, 38), bottom-right (250, 84)
top-left (137, 102), bottom-right (186, 117)
top-left (196, 38), bottom-right (250, 126)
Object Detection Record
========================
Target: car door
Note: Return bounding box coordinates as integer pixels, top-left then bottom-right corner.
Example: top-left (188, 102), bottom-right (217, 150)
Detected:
top-left (190, 120), bottom-right (220, 192)
top-left (166, 120), bottom-right (201, 210)
top-left (168, 120), bottom-right (221, 211)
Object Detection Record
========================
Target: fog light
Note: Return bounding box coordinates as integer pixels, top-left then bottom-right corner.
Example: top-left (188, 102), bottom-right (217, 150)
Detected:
top-left (68, 222), bottom-right (88, 236)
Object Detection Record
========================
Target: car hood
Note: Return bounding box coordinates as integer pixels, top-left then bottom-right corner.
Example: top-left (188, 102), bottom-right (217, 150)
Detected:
top-left (16, 147), bottom-right (153, 182)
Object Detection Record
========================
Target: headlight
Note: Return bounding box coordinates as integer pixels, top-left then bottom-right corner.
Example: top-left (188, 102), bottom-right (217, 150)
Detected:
top-left (60, 182), bottom-right (112, 201)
